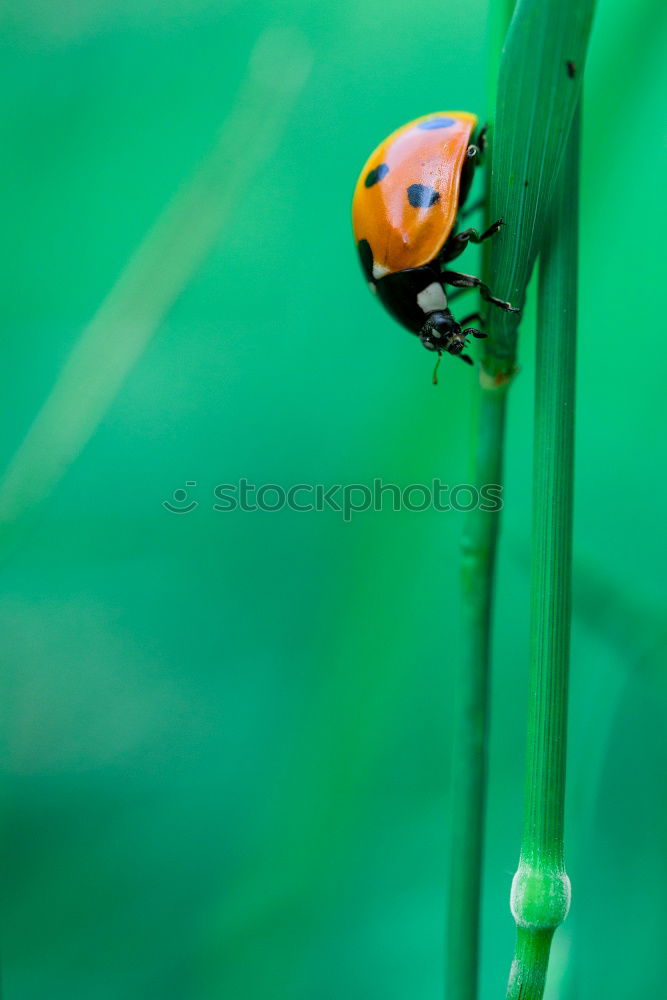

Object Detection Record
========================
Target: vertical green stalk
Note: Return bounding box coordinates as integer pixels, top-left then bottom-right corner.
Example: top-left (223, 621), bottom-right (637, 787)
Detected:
top-left (448, 385), bottom-right (508, 1000)
top-left (447, 0), bottom-right (592, 992)
top-left (506, 105), bottom-right (580, 1000)
top-left (445, 6), bottom-right (516, 998)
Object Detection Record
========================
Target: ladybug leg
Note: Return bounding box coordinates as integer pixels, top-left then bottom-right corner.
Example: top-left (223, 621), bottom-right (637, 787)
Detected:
top-left (460, 353), bottom-right (474, 366)
top-left (442, 270), bottom-right (520, 314)
top-left (457, 126), bottom-right (488, 215)
top-left (458, 314), bottom-right (488, 340)
top-left (462, 127), bottom-right (488, 174)
top-left (469, 218), bottom-right (504, 241)
top-left (459, 312), bottom-right (485, 327)
top-left (443, 219), bottom-right (505, 262)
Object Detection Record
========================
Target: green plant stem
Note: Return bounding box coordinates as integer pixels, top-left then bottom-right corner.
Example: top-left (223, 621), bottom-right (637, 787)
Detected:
top-left (448, 383), bottom-right (509, 1000)
top-left (506, 104), bottom-right (580, 1000)
top-left (445, 7), bottom-right (517, 997)
top-left (508, 927), bottom-right (555, 996)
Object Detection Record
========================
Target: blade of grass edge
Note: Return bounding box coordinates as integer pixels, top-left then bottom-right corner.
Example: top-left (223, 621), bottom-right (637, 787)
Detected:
top-left (448, 2), bottom-right (595, 998)
top-left (506, 102), bottom-right (580, 1000)
top-left (483, 0), bottom-right (595, 383)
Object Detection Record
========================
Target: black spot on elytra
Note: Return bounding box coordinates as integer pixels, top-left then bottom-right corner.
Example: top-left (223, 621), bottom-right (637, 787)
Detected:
top-left (357, 239), bottom-right (374, 282)
top-left (417, 117), bottom-right (456, 130)
top-left (407, 183), bottom-right (439, 209)
top-left (364, 163), bottom-right (389, 187)
top-left (566, 60), bottom-right (576, 78)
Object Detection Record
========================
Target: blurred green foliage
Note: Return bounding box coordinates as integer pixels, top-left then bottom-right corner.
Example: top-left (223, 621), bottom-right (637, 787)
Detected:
top-left (1, 1), bottom-right (666, 997)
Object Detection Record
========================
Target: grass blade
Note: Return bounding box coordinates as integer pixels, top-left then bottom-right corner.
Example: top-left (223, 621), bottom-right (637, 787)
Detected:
top-left (451, 2), bottom-right (595, 997)
top-left (483, 0), bottom-right (595, 381)
top-left (507, 103), bottom-right (580, 1000)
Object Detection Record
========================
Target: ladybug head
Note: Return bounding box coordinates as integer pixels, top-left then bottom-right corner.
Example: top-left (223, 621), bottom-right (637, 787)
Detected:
top-left (418, 311), bottom-right (467, 356)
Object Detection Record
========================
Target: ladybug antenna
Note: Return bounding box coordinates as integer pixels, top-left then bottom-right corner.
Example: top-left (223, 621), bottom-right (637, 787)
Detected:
top-left (432, 352), bottom-right (443, 386)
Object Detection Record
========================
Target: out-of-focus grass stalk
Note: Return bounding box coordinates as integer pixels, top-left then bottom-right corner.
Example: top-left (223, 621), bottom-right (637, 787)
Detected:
top-left (445, 4), bottom-right (514, 998)
top-left (448, 383), bottom-right (506, 1000)
top-left (448, 2), bottom-right (594, 998)
top-left (506, 105), bottom-right (580, 1000)
top-left (0, 28), bottom-right (310, 526)
top-left (446, 3), bottom-right (515, 988)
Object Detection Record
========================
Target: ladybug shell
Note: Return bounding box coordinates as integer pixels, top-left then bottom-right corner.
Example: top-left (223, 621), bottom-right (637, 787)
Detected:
top-left (352, 111), bottom-right (478, 276)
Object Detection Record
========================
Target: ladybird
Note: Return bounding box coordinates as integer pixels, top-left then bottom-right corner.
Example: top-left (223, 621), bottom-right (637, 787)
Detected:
top-left (352, 111), bottom-right (519, 368)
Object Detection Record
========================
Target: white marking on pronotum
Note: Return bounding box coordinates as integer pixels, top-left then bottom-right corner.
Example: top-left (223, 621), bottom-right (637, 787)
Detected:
top-left (367, 281), bottom-right (377, 295)
top-left (372, 261), bottom-right (390, 279)
top-left (417, 281), bottom-right (448, 313)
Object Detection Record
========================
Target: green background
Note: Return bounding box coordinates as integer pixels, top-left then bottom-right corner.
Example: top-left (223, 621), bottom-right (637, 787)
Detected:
top-left (2, 1), bottom-right (666, 996)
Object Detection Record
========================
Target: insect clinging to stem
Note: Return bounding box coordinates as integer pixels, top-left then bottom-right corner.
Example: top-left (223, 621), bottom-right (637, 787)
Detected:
top-left (352, 111), bottom-right (519, 378)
